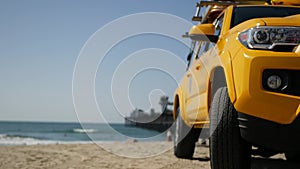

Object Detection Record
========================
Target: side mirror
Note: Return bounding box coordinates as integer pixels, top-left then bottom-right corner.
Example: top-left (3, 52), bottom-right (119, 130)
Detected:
top-left (186, 51), bottom-right (193, 71)
top-left (184, 23), bottom-right (218, 43)
top-left (186, 51), bottom-right (193, 62)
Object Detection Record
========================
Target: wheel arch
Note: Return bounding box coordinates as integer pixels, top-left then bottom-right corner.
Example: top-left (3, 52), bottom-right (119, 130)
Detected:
top-left (173, 86), bottom-right (184, 120)
top-left (173, 94), bottom-right (180, 120)
top-left (208, 65), bottom-right (236, 114)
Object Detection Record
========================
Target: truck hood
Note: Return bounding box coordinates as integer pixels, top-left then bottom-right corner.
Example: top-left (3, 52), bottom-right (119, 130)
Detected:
top-left (261, 14), bottom-right (300, 27)
top-left (229, 14), bottom-right (300, 35)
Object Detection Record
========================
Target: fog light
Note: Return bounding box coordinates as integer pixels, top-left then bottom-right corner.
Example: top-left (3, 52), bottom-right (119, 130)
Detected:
top-left (267, 75), bottom-right (282, 89)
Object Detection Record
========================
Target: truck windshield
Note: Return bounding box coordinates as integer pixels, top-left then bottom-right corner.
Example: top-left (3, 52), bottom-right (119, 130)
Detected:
top-left (231, 6), bottom-right (300, 28)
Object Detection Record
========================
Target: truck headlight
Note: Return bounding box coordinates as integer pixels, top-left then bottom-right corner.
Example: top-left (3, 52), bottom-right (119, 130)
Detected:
top-left (239, 26), bottom-right (300, 50)
top-left (253, 30), bottom-right (270, 44)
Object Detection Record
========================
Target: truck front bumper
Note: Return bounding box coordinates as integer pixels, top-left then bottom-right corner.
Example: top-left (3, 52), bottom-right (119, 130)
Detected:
top-left (231, 49), bottom-right (300, 151)
top-left (232, 49), bottom-right (300, 125)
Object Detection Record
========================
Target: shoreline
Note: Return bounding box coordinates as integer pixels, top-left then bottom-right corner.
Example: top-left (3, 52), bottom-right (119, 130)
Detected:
top-left (0, 122), bottom-right (168, 146)
top-left (0, 139), bottom-right (171, 147)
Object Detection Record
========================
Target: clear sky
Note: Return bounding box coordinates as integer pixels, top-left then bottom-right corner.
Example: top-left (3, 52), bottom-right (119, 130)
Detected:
top-left (0, 0), bottom-right (198, 123)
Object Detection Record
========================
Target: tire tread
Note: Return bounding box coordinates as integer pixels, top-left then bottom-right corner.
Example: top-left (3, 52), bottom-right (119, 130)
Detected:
top-left (210, 87), bottom-right (251, 169)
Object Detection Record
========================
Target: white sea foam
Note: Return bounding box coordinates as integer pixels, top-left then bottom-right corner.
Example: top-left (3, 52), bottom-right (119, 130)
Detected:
top-left (0, 134), bottom-right (102, 146)
top-left (73, 128), bottom-right (98, 133)
top-left (0, 134), bottom-right (59, 146)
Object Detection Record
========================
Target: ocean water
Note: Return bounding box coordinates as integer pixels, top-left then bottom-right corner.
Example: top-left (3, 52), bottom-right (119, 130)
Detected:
top-left (0, 121), bottom-right (167, 146)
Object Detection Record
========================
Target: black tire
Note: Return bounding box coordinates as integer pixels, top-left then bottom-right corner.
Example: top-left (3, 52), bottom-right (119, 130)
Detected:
top-left (210, 87), bottom-right (251, 169)
top-left (174, 108), bottom-right (200, 159)
top-left (285, 152), bottom-right (300, 163)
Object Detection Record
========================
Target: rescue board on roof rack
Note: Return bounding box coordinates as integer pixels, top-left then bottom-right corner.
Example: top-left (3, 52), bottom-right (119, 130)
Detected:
top-left (193, 0), bottom-right (300, 23)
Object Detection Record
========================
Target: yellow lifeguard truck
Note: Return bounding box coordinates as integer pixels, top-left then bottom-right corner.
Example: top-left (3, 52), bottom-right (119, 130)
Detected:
top-left (173, 0), bottom-right (300, 168)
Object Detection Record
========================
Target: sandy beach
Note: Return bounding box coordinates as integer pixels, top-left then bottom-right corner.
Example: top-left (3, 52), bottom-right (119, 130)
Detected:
top-left (0, 142), bottom-right (299, 169)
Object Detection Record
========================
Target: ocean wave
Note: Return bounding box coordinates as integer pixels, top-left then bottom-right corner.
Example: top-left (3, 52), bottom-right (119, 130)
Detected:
top-left (0, 134), bottom-right (58, 146)
top-left (0, 134), bottom-right (98, 146)
top-left (72, 128), bottom-right (99, 133)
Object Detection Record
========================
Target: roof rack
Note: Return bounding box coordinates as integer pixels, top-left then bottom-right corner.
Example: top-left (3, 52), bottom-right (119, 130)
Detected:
top-left (193, 0), bottom-right (268, 23)
top-left (198, 0), bottom-right (267, 7)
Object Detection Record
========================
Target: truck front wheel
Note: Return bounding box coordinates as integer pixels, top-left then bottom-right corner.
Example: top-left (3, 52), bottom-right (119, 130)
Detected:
top-left (210, 87), bottom-right (251, 169)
